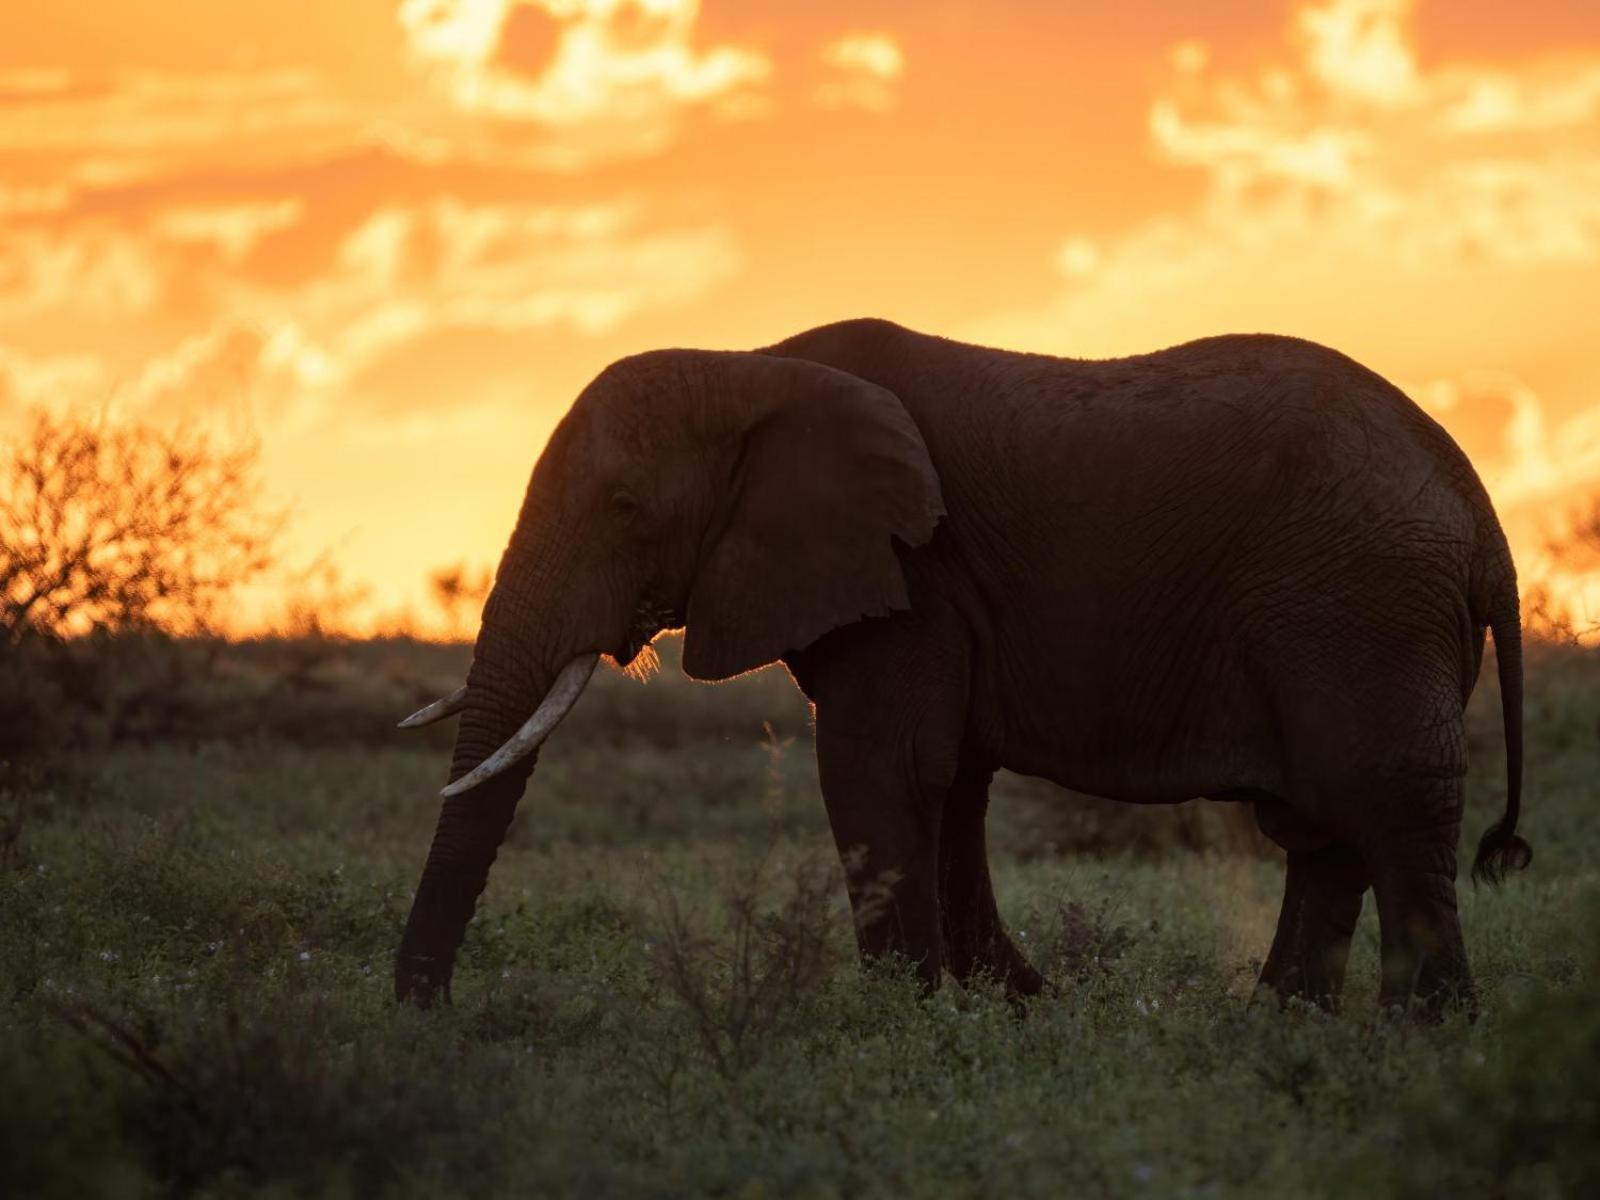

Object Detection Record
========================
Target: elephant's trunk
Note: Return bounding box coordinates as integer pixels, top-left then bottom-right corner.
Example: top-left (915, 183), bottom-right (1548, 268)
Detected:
top-left (394, 574), bottom-right (558, 1006)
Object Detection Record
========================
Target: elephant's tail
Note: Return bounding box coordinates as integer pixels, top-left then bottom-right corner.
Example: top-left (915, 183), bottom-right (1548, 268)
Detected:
top-left (1472, 581), bottom-right (1532, 886)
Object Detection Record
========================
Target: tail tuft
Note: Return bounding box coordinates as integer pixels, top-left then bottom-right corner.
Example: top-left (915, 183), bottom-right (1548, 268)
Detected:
top-left (1472, 819), bottom-right (1533, 887)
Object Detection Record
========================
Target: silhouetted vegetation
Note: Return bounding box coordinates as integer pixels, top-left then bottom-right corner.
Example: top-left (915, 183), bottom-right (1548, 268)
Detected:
top-left (1547, 490), bottom-right (1600, 571)
top-left (1524, 491), bottom-right (1600, 644)
top-left (427, 561), bottom-right (493, 641)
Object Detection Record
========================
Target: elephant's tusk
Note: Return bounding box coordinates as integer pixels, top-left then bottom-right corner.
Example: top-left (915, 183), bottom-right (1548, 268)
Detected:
top-left (397, 685), bottom-right (469, 729)
top-left (439, 654), bottom-right (598, 798)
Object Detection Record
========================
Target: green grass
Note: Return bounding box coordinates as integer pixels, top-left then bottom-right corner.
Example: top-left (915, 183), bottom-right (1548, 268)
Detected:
top-left (2, 637), bottom-right (1597, 1198)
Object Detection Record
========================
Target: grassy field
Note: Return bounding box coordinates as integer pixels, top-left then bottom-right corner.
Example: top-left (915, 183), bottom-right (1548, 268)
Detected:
top-left (2, 634), bottom-right (1597, 1198)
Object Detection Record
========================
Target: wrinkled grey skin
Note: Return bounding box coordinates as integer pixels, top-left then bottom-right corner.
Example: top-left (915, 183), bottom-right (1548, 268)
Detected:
top-left (396, 318), bottom-right (1530, 1016)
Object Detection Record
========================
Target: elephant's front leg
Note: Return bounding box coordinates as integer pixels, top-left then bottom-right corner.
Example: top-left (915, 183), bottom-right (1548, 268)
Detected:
top-left (795, 605), bottom-right (975, 991)
top-left (815, 725), bottom-right (945, 989)
top-left (939, 756), bottom-right (1044, 998)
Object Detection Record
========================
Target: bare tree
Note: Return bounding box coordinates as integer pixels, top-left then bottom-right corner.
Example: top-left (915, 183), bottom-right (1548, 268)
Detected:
top-left (0, 409), bottom-right (277, 642)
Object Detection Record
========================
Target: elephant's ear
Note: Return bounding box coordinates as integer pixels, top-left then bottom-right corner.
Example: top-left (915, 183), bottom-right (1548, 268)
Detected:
top-left (681, 356), bottom-right (945, 681)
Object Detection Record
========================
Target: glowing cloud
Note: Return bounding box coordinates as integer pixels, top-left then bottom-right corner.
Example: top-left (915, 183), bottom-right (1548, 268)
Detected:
top-left (154, 201), bottom-right (306, 263)
top-left (1299, 0), bottom-right (1421, 106)
top-left (1129, 0), bottom-right (1600, 270)
top-left (267, 199), bottom-right (744, 379)
top-left (0, 69), bottom-right (357, 182)
top-left (813, 33), bottom-right (905, 113)
top-left (973, 0), bottom-right (1600, 345)
top-left (0, 226), bottom-right (165, 320)
top-left (398, 0), bottom-right (771, 164)
top-left (0, 345), bottom-right (105, 411)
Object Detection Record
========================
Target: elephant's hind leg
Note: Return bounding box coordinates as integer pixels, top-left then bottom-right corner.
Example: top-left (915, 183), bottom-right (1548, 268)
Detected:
top-left (1366, 776), bottom-right (1472, 1019)
top-left (939, 756), bottom-right (1044, 999)
top-left (1259, 844), bottom-right (1369, 1010)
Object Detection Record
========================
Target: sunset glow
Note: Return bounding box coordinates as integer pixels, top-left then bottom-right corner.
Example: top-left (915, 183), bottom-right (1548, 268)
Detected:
top-left (4, 0), bottom-right (1598, 633)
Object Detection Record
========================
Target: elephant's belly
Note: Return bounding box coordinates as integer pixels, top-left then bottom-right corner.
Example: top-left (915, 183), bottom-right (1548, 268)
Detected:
top-left (982, 655), bottom-right (1286, 804)
top-left (1000, 751), bottom-right (1286, 807)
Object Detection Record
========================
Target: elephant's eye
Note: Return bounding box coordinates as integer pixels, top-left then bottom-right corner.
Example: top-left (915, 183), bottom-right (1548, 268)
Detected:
top-left (610, 488), bottom-right (641, 522)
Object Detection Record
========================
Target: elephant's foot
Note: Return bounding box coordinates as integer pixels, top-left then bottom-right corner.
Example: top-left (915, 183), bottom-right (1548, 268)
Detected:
top-left (846, 857), bottom-right (946, 994)
top-left (934, 756), bottom-right (1043, 1001)
top-left (1259, 844), bottom-right (1369, 1012)
top-left (1258, 945), bottom-right (1349, 1012)
top-left (999, 954), bottom-right (1046, 1001)
top-left (1373, 867), bottom-right (1475, 1022)
top-left (394, 953), bottom-right (453, 1008)
top-left (944, 921), bottom-right (1045, 1001)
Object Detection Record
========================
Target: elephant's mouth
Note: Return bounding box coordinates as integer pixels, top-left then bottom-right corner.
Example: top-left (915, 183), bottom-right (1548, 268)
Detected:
top-left (616, 597), bottom-right (682, 666)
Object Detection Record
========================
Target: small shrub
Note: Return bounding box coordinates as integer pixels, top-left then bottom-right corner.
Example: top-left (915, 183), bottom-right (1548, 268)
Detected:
top-left (1049, 900), bottom-right (1138, 982)
top-left (648, 849), bottom-right (851, 1078)
top-left (0, 1036), bottom-right (140, 1199)
top-left (55, 999), bottom-right (511, 1197)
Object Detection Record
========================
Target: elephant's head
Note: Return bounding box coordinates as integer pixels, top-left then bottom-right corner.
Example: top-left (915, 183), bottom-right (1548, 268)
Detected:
top-left (393, 349), bottom-right (944, 1004)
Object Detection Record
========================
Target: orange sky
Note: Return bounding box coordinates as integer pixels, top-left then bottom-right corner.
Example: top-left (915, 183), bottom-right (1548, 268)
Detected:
top-left (3, 0), bottom-right (1599, 634)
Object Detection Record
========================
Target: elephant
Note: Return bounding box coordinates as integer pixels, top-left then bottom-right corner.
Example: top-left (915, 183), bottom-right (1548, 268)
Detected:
top-left (394, 317), bottom-right (1531, 1016)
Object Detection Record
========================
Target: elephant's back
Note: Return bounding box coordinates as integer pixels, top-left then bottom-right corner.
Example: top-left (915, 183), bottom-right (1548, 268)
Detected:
top-left (1003, 332), bottom-right (1487, 537)
top-left (991, 332), bottom-right (1488, 636)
